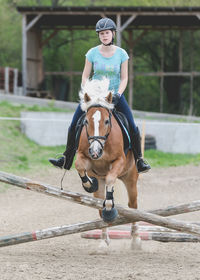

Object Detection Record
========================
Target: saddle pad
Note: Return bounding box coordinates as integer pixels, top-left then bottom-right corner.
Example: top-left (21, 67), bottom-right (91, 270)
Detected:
top-left (75, 113), bottom-right (86, 150)
top-left (112, 110), bottom-right (131, 156)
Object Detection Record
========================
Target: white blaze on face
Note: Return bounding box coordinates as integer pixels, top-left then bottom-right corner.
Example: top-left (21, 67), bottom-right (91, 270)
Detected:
top-left (91, 110), bottom-right (101, 154)
top-left (92, 110), bottom-right (101, 136)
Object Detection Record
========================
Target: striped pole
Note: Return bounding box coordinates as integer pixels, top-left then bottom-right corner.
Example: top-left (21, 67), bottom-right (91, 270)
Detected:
top-left (81, 230), bottom-right (200, 242)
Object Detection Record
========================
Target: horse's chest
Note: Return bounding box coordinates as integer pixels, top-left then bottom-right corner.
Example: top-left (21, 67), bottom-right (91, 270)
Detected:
top-left (90, 160), bottom-right (111, 177)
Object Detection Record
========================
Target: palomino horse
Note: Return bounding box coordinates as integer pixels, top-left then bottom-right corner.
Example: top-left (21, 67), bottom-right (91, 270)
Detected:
top-left (75, 78), bottom-right (140, 248)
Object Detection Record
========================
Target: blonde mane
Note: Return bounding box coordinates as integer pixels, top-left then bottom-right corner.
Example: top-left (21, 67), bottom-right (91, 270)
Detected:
top-left (79, 78), bottom-right (114, 111)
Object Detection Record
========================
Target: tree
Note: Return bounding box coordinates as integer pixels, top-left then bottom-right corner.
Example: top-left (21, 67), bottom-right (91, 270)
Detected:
top-left (0, 0), bottom-right (21, 68)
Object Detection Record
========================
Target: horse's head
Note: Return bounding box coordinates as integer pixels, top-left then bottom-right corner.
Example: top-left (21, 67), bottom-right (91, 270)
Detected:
top-left (79, 78), bottom-right (114, 160)
top-left (84, 92), bottom-right (113, 160)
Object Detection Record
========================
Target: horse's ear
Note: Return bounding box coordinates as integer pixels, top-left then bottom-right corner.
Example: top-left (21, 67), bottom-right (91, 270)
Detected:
top-left (106, 92), bottom-right (112, 104)
top-left (84, 93), bottom-right (91, 103)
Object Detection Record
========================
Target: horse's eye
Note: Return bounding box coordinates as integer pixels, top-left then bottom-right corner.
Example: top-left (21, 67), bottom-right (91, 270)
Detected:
top-left (105, 120), bottom-right (109, 125)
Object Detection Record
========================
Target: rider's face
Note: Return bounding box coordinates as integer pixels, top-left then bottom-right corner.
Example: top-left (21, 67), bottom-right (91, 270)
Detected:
top-left (99, 30), bottom-right (113, 45)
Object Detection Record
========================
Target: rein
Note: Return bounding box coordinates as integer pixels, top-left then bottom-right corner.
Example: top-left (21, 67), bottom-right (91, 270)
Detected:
top-left (84, 105), bottom-right (112, 149)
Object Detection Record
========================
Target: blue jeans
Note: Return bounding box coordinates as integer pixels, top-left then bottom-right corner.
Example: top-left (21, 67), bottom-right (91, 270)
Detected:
top-left (69, 104), bottom-right (84, 131)
top-left (116, 95), bottom-right (137, 133)
top-left (69, 95), bottom-right (137, 134)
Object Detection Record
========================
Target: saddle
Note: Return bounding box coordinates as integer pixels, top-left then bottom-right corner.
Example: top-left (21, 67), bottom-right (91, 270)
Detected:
top-left (75, 110), bottom-right (131, 156)
top-left (112, 109), bottom-right (131, 155)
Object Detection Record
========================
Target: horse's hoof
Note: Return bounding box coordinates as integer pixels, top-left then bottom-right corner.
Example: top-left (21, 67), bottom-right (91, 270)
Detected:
top-left (102, 207), bottom-right (118, 223)
top-left (83, 177), bottom-right (98, 193)
top-left (131, 236), bottom-right (142, 250)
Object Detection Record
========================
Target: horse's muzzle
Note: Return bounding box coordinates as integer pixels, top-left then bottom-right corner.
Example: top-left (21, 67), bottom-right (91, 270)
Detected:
top-left (88, 146), bottom-right (103, 160)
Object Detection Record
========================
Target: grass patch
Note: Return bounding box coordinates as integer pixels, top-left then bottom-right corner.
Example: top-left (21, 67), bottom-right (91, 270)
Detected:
top-left (0, 100), bottom-right (72, 117)
top-left (0, 101), bottom-right (69, 174)
top-left (134, 113), bottom-right (200, 123)
top-left (0, 101), bottom-right (199, 175)
top-left (145, 150), bottom-right (200, 167)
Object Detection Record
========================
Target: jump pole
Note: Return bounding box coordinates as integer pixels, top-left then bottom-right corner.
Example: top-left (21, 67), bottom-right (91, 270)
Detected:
top-left (1, 221), bottom-right (200, 248)
top-left (81, 230), bottom-right (200, 242)
top-left (82, 222), bottom-right (200, 240)
top-left (0, 217), bottom-right (128, 248)
top-left (1, 170), bottom-right (200, 237)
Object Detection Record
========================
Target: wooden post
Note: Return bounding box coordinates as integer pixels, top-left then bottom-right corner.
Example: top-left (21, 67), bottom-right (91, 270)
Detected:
top-left (0, 171), bottom-right (200, 237)
top-left (4, 67), bottom-right (9, 94)
top-left (69, 30), bottom-right (74, 101)
top-left (116, 14), bottom-right (121, 47)
top-left (160, 32), bottom-right (164, 113)
top-left (189, 31), bottom-right (194, 116)
top-left (13, 69), bottom-right (18, 95)
top-left (22, 15), bottom-right (27, 96)
top-left (179, 31), bottom-right (183, 72)
top-left (27, 29), bottom-right (43, 91)
top-left (128, 30), bottom-right (133, 108)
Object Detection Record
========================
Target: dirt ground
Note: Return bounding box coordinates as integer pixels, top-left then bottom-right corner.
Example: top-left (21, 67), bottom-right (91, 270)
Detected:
top-left (0, 165), bottom-right (200, 280)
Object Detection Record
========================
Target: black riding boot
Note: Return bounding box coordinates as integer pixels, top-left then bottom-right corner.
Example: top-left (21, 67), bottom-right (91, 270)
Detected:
top-left (49, 127), bottom-right (76, 170)
top-left (132, 127), bottom-right (151, 173)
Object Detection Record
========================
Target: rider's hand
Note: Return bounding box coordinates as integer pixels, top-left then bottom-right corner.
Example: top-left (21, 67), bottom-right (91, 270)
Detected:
top-left (112, 93), bottom-right (121, 106)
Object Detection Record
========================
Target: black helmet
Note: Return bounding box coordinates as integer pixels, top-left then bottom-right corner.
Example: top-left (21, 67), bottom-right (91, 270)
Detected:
top-left (96, 18), bottom-right (116, 32)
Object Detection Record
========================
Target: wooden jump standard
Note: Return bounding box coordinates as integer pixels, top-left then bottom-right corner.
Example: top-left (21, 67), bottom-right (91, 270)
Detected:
top-left (0, 170), bottom-right (200, 247)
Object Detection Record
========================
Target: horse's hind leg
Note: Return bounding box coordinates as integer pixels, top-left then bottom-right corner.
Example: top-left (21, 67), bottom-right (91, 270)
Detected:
top-left (121, 168), bottom-right (141, 249)
top-left (102, 157), bottom-right (125, 223)
top-left (93, 179), bottom-right (110, 247)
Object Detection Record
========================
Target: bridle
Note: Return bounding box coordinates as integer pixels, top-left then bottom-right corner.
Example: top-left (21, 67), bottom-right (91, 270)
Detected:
top-left (84, 105), bottom-right (112, 150)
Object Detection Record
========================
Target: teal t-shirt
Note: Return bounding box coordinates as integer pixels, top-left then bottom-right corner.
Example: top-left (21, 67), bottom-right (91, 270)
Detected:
top-left (86, 46), bottom-right (129, 93)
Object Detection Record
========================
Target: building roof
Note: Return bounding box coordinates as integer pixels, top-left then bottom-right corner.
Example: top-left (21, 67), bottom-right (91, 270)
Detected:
top-left (17, 6), bottom-right (200, 29)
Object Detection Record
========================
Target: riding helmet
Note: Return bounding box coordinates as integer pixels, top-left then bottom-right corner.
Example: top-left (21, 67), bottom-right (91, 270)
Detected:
top-left (96, 18), bottom-right (117, 32)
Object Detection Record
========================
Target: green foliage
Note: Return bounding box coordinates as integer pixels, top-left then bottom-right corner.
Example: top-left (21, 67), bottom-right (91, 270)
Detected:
top-left (0, 0), bottom-right (21, 68)
top-left (11, 0), bottom-right (200, 6)
top-left (133, 76), bottom-right (160, 112)
top-left (43, 29), bottom-right (98, 101)
top-left (132, 29), bottom-right (200, 115)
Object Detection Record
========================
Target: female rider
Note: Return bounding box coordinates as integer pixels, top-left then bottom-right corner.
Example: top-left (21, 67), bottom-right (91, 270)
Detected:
top-left (49, 18), bottom-right (150, 173)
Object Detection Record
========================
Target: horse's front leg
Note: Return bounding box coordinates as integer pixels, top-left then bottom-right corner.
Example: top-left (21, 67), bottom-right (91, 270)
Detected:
top-left (75, 152), bottom-right (98, 193)
top-left (102, 157), bottom-right (125, 223)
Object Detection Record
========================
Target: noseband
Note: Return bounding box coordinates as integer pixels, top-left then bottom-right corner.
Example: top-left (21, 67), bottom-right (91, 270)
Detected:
top-left (84, 105), bottom-right (112, 149)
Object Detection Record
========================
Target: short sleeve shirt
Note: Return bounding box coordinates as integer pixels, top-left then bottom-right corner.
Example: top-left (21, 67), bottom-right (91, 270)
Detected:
top-left (86, 46), bottom-right (129, 93)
